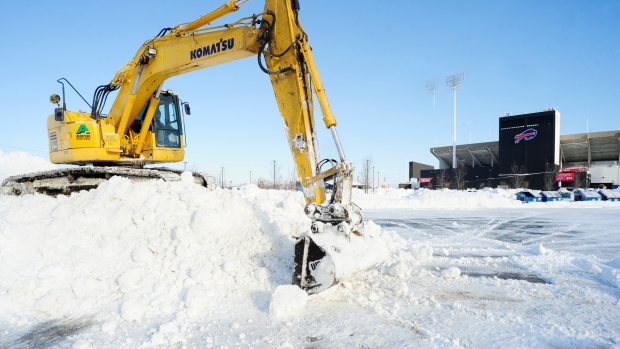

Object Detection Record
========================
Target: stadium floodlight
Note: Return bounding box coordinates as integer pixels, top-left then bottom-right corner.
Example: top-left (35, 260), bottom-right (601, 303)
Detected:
top-left (425, 79), bottom-right (438, 118)
top-left (446, 72), bottom-right (465, 169)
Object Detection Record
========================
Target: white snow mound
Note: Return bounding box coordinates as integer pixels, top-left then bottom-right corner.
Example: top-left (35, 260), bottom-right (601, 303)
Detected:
top-left (269, 285), bottom-right (308, 319)
top-left (0, 150), bottom-right (56, 182)
top-left (0, 174), bottom-right (312, 325)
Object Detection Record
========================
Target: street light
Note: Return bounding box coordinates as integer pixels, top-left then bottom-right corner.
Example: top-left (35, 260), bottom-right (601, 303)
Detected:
top-left (446, 72), bottom-right (465, 169)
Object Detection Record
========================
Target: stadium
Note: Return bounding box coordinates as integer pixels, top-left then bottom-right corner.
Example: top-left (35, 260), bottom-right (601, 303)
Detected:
top-left (416, 109), bottom-right (620, 190)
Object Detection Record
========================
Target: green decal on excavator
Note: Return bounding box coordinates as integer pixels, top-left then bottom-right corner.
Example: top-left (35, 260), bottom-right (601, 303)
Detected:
top-left (76, 125), bottom-right (90, 134)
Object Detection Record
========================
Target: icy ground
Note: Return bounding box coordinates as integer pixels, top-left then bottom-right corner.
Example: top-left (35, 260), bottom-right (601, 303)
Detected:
top-left (1, 151), bottom-right (620, 348)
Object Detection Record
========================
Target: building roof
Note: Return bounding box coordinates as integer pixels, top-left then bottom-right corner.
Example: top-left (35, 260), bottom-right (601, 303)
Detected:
top-left (560, 130), bottom-right (620, 163)
top-left (430, 130), bottom-right (620, 168)
top-left (431, 141), bottom-right (499, 168)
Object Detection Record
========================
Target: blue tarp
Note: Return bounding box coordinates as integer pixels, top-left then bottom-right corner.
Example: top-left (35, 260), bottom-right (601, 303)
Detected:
top-left (598, 190), bottom-right (620, 201)
top-left (516, 191), bottom-right (542, 203)
top-left (572, 189), bottom-right (602, 201)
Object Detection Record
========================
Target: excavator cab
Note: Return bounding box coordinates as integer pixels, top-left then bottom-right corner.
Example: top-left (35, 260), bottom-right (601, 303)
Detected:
top-left (153, 95), bottom-right (182, 148)
top-left (130, 91), bottom-right (184, 149)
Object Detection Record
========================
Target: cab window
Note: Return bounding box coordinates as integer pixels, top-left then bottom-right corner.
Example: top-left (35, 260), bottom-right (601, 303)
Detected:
top-left (154, 94), bottom-right (181, 148)
top-left (127, 94), bottom-right (182, 148)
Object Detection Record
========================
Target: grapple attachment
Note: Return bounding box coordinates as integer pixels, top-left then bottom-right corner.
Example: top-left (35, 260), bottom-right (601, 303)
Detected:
top-left (292, 202), bottom-right (388, 294)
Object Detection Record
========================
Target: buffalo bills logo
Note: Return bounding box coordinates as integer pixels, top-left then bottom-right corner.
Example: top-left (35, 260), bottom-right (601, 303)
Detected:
top-left (514, 128), bottom-right (537, 144)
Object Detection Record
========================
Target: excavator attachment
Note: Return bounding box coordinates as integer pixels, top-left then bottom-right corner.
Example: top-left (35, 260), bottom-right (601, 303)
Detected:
top-left (293, 202), bottom-right (388, 294)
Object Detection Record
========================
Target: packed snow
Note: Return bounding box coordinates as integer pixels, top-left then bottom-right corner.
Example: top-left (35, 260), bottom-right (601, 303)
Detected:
top-left (0, 150), bottom-right (56, 180)
top-left (1, 151), bottom-right (620, 348)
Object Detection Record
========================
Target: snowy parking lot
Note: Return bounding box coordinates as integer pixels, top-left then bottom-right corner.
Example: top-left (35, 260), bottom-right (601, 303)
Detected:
top-left (1, 152), bottom-right (620, 348)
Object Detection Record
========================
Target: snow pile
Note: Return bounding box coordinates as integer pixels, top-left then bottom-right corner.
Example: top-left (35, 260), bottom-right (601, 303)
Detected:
top-left (353, 187), bottom-right (617, 210)
top-left (0, 173), bottom-right (317, 345)
top-left (0, 150), bottom-right (56, 182)
top-left (269, 285), bottom-right (308, 318)
top-left (354, 187), bottom-right (524, 210)
top-left (440, 267), bottom-right (461, 278)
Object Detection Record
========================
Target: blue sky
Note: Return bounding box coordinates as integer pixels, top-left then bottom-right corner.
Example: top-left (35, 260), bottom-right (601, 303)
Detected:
top-left (1, 1), bottom-right (619, 186)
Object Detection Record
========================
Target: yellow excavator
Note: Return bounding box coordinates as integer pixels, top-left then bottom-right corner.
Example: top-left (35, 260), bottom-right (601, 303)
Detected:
top-left (0, 0), bottom-right (387, 294)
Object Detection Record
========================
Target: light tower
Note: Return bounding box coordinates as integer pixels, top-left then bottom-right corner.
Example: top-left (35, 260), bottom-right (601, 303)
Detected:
top-left (446, 73), bottom-right (464, 168)
top-left (425, 78), bottom-right (438, 119)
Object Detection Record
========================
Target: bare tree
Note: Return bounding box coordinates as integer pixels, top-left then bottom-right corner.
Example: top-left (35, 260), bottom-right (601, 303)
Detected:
top-left (437, 169), bottom-right (450, 189)
top-left (573, 172), bottom-right (584, 189)
top-left (357, 156), bottom-right (373, 193)
top-left (452, 165), bottom-right (468, 190)
top-left (543, 162), bottom-right (557, 191)
top-left (256, 177), bottom-right (270, 189)
top-left (283, 167), bottom-right (299, 190)
top-left (510, 162), bottom-right (527, 189)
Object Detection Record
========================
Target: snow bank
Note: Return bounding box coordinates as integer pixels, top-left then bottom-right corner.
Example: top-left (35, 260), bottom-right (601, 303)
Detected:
top-left (2, 151), bottom-right (620, 348)
top-left (0, 174), bottom-right (312, 338)
top-left (353, 187), bottom-right (523, 210)
top-left (0, 150), bottom-right (56, 182)
top-left (354, 187), bottom-right (616, 210)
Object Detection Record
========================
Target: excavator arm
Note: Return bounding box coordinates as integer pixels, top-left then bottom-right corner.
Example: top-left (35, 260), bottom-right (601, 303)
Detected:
top-left (256, 2), bottom-right (385, 293)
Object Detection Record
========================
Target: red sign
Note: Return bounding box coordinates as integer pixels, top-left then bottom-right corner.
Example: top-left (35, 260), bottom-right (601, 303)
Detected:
top-left (556, 172), bottom-right (575, 181)
top-left (562, 167), bottom-right (588, 173)
top-left (420, 177), bottom-right (433, 184)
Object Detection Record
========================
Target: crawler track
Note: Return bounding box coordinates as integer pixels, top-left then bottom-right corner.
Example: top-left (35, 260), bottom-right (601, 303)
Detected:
top-left (1, 167), bottom-right (216, 196)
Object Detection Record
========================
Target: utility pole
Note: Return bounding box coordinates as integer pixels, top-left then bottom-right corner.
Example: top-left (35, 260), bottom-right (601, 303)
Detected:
top-left (249, 171), bottom-right (252, 185)
top-left (273, 161), bottom-right (277, 189)
top-left (366, 159), bottom-right (369, 194)
top-left (373, 166), bottom-right (375, 194)
top-left (446, 73), bottom-right (465, 169)
top-left (220, 167), bottom-right (224, 188)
